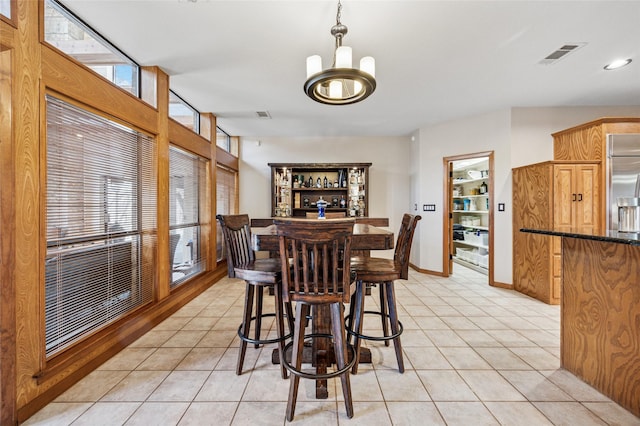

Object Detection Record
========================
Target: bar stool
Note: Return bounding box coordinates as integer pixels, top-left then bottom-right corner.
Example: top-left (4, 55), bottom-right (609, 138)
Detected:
top-left (216, 214), bottom-right (293, 379)
top-left (348, 213), bottom-right (421, 374)
top-left (274, 218), bottom-right (356, 421)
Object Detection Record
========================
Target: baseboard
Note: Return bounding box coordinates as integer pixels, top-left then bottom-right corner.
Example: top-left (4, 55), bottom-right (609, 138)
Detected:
top-left (409, 263), bottom-right (447, 277)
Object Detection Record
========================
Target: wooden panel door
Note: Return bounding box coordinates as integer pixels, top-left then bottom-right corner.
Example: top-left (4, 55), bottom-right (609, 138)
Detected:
top-left (553, 165), bottom-right (575, 231)
top-left (573, 164), bottom-right (600, 233)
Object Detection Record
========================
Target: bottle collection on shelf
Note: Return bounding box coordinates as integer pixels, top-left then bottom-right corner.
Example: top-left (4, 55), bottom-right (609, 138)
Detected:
top-left (274, 168), bottom-right (366, 217)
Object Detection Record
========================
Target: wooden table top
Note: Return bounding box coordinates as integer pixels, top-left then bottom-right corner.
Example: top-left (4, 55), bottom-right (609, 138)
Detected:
top-left (252, 223), bottom-right (394, 252)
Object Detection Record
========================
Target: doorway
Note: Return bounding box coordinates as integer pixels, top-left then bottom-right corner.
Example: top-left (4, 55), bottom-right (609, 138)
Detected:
top-left (443, 152), bottom-right (494, 285)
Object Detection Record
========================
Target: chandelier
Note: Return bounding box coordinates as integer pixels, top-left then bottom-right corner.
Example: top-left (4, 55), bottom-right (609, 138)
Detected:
top-left (304, 0), bottom-right (376, 105)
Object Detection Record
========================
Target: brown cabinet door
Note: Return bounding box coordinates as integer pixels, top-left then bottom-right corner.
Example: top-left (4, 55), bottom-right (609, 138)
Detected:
top-left (553, 164), bottom-right (600, 233)
top-left (553, 164), bottom-right (575, 231)
top-left (573, 164), bottom-right (600, 233)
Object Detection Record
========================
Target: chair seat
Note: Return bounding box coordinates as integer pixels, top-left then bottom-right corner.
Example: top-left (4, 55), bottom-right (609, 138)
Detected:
top-left (351, 256), bottom-right (402, 282)
top-left (234, 258), bottom-right (281, 284)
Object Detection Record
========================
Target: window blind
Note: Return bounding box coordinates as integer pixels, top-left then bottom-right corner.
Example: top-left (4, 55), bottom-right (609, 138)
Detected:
top-left (45, 94), bottom-right (156, 356)
top-left (216, 164), bottom-right (237, 261)
top-left (169, 146), bottom-right (206, 288)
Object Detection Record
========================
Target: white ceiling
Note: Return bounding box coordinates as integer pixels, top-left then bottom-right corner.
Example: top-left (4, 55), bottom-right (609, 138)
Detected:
top-left (63, 0), bottom-right (640, 138)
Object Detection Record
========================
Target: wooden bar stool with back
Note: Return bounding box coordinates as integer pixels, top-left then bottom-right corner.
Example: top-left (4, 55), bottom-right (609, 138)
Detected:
top-left (216, 214), bottom-right (294, 379)
top-left (274, 218), bottom-right (357, 421)
top-left (348, 213), bottom-right (421, 374)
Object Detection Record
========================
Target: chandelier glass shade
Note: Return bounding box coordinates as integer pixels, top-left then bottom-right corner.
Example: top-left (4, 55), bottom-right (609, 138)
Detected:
top-left (304, 1), bottom-right (376, 105)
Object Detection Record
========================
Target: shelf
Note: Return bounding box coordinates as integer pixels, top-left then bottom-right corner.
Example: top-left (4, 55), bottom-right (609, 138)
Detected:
top-left (454, 225), bottom-right (488, 230)
top-left (293, 187), bottom-right (346, 191)
top-left (453, 177), bottom-right (489, 184)
top-left (452, 210), bottom-right (489, 214)
top-left (453, 257), bottom-right (488, 275)
top-left (293, 207), bottom-right (346, 211)
top-left (453, 240), bottom-right (488, 250)
top-left (453, 194), bottom-right (488, 199)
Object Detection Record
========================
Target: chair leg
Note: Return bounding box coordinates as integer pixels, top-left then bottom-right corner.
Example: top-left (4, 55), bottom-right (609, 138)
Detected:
top-left (286, 302), bottom-right (308, 422)
top-left (385, 281), bottom-right (404, 373)
top-left (284, 300), bottom-right (295, 336)
top-left (254, 285), bottom-right (264, 348)
top-left (274, 284), bottom-right (288, 380)
top-left (331, 302), bottom-right (354, 419)
top-left (379, 283), bottom-right (390, 347)
top-left (237, 282), bottom-right (255, 375)
top-left (351, 280), bottom-right (366, 374)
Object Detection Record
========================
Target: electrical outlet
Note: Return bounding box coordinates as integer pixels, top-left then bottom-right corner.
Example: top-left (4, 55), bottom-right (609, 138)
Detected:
top-left (498, 203), bottom-right (505, 211)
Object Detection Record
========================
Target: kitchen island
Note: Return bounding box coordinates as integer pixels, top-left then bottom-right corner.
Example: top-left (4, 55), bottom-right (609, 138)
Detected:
top-left (521, 228), bottom-right (640, 417)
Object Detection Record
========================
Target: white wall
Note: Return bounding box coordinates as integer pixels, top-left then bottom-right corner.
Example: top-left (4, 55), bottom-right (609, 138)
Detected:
top-left (511, 106), bottom-right (640, 168)
top-left (414, 109), bottom-right (513, 283)
top-left (238, 136), bottom-right (412, 258)
top-left (412, 106), bottom-right (640, 286)
top-left (238, 108), bottom-right (639, 283)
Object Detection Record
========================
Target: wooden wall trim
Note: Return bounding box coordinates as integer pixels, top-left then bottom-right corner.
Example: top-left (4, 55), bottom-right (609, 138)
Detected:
top-left (169, 119), bottom-right (214, 160)
top-left (216, 146), bottom-right (238, 170)
top-left (410, 264), bottom-right (447, 277)
top-left (14, 0), bottom-right (42, 414)
top-left (0, 47), bottom-right (16, 426)
top-left (17, 268), bottom-right (227, 423)
top-left (41, 45), bottom-right (158, 135)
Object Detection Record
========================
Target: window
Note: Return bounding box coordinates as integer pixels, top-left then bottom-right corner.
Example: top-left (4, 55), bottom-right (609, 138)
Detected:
top-left (45, 94), bottom-right (156, 356)
top-left (0, 0), bottom-right (10, 19)
top-left (216, 127), bottom-right (230, 152)
top-left (169, 91), bottom-right (199, 133)
top-left (44, 0), bottom-right (139, 96)
top-left (170, 146), bottom-right (206, 287)
top-left (216, 164), bottom-right (237, 261)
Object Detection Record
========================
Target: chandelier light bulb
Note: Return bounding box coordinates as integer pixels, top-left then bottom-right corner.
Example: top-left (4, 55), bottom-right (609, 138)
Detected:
top-left (306, 55), bottom-right (322, 78)
top-left (335, 46), bottom-right (352, 68)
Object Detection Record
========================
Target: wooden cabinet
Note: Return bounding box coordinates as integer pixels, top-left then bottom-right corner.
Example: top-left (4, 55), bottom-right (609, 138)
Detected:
top-left (269, 163), bottom-right (371, 218)
top-left (512, 161), bottom-right (600, 304)
top-left (553, 117), bottom-right (640, 226)
top-left (553, 163), bottom-right (600, 232)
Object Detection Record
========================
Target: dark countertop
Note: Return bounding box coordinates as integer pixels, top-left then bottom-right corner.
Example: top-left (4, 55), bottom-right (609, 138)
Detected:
top-left (520, 228), bottom-right (640, 246)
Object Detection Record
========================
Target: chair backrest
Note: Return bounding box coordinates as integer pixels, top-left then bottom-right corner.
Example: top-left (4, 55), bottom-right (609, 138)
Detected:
top-left (275, 218), bottom-right (354, 304)
top-left (393, 214), bottom-right (422, 280)
top-left (216, 214), bottom-right (255, 278)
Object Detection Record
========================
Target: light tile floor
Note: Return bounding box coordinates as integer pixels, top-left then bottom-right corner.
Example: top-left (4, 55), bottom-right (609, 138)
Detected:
top-left (24, 266), bottom-right (640, 425)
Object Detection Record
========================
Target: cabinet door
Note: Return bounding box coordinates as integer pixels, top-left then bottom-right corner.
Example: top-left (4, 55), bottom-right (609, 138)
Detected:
top-left (573, 164), bottom-right (600, 232)
top-left (553, 164), bottom-right (600, 233)
top-left (553, 165), bottom-right (575, 231)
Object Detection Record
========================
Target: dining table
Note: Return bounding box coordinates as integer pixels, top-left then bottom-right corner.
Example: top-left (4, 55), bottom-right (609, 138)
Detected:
top-left (251, 221), bottom-right (394, 399)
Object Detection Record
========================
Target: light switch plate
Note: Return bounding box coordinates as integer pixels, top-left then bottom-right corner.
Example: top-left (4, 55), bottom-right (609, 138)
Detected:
top-left (423, 204), bottom-right (436, 212)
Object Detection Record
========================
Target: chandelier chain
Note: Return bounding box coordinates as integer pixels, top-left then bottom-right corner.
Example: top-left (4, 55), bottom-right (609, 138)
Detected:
top-left (336, 0), bottom-right (342, 25)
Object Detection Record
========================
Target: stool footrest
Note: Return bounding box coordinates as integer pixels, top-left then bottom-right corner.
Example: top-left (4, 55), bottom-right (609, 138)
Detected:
top-left (281, 333), bottom-right (356, 380)
top-left (346, 311), bottom-right (404, 341)
top-left (238, 312), bottom-right (293, 346)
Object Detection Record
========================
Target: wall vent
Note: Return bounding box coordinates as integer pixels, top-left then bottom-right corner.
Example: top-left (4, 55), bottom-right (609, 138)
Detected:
top-left (539, 43), bottom-right (587, 65)
top-left (256, 111), bottom-right (271, 119)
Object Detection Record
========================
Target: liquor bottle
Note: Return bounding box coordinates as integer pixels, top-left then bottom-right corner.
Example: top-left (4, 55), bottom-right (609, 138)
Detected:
top-left (308, 176), bottom-right (313, 188)
top-left (479, 181), bottom-right (488, 194)
top-left (316, 177), bottom-right (322, 188)
top-left (332, 195), bottom-right (338, 207)
top-left (348, 198), bottom-right (356, 217)
top-left (358, 197), bottom-right (365, 217)
top-left (340, 195), bottom-right (347, 209)
top-left (333, 178), bottom-right (339, 188)
top-left (323, 176), bottom-right (328, 188)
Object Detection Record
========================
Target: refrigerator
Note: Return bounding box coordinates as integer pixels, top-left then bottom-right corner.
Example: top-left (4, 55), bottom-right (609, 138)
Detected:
top-left (607, 134), bottom-right (640, 230)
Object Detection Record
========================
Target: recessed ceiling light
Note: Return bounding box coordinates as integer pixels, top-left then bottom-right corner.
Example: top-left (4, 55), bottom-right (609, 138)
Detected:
top-left (604, 58), bottom-right (632, 70)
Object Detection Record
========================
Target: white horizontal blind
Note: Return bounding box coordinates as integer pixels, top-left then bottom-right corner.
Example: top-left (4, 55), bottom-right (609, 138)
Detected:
top-left (169, 146), bottom-right (206, 288)
top-left (45, 95), bottom-right (156, 356)
top-left (216, 164), bottom-right (237, 261)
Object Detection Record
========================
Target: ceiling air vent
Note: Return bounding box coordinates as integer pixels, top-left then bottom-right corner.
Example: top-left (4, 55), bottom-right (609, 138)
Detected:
top-left (256, 111), bottom-right (271, 119)
top-left (539, 43), bottom-right (587, 65)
